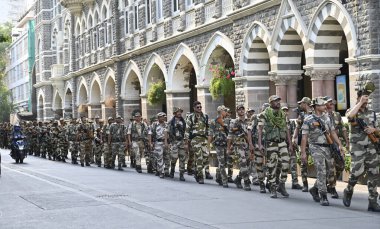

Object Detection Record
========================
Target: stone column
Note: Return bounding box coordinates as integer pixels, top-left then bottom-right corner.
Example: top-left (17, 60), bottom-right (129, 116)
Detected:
top-left (166, 90), bottom-right (191, 120)
top-left (197, 86), bottom-right (222, 118)
top-left (122, 98), bottom-right (141, 121)
top-left (305, 65), bottom-right (341, 98)
top-left (88, 103), bottom-right (102, 119)
top-left (287, 79), bottom-right (299, 118)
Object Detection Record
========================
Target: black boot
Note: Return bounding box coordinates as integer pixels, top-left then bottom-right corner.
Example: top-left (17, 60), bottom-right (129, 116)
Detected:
top-left (61, 157), bottom-right (66, 163)
top-left (243, 180), bottom-right (251, 191)
top-left (130, 156), bottom-right (136, 168)
top-left (309, 186), bottom-right (321, 202)
top-left (270, 185), bottom-right (278, 199)
top-left (170, 168), bottom-right (175, 178)
top-left (81, 163), bottom-right (84, 167)
top-left (179, 172), bottom-right (185, 181)
top-left (343, 188), bottom-right (353, 207)
top-left (320, 194), bottom-right (329, 206)
top-left (368, 202), bottom-right (380, 212)
top-left (136, 165), bottom-right (142, 173)
top-left (234, 176), bottom-right (243, 189)
top-left (205, 171), bottom-right (213, 180)
top-left (118, 165), bottom-right (124, 171)
top-left (330, 187), bottom-right (339, 199)
top-left (292, 183), bottom-right (302, 190)
top-left (147, 163), bottom-right (153, 174)
top-left (302, 181), bottom-right (308, 192)
top-left (85, 162), bottom-right (90, 166)
top-left (122, 163), bottom-right (127, 168)
top-left (227, 169), bottom-right (233, 183)
top-left (259, 182), bottom-right (266, 193)
top-left (277, 182), bottom-right (289, 197)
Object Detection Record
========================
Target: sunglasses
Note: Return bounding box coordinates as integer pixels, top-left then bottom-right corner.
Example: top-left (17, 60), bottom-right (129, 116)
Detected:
top-left (196, 106), bottom-right (202, 109)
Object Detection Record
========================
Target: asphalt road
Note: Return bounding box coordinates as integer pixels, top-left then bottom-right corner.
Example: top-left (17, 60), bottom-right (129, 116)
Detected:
top-left (0, 149), bottom-right (379, 229)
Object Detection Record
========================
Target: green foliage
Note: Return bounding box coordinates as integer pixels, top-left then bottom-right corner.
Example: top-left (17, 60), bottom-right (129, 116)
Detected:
top-left (0, 22), bottom-right (14, 122)
top-left (344, 154), bottom-right (351, 172)
top-left (209, 65), bottom-right (235, 100)
top-left (147, 81), bottom-right (166, 105)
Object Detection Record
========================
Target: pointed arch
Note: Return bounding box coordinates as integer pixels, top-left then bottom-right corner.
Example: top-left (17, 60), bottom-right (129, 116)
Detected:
top-left (64, 82), bottom-right (73, 109)
top-left (52, 90), bottom-right (63, 110)
top-left (103, 68), bottom-right (116, 99)
top-left (168, 43), bottom-right (200, 89)
top-left (308, 0), bottom-right (357, 61)
top-left (142, 53), bottom-right (168, 94)
top-left (239, 22), bottom-right (272, 77)
top-left (271, 0), bottom-right (308, 53)
top-left (121, 60), bottom-right (143, 99)
top-left (199, 32), bottom-right (235, 85)
top-left (77, 76), bottom-right (89, 105)
top-left (89, 73), bottom-right (102, 104)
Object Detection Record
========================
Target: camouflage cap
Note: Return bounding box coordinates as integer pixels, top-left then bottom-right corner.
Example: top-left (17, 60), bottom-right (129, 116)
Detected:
top-left (268, 95), bottom-right (281, 103)
top-left (157, 112), bottom-right (166, 117)
top-left (247, 107), bottom-right (255, 112)
top-left (312, 97), bottom-right (327, 106)
top-left (132, 110), bottom-right (142, 117)
top-left (323, 96), bottom-right (336, 104)
top-left (297, 97), bottom-right (312, 105)
top-left (281, 106), bottom-right (289, 110)
top-left (217, 105), bottom-right (227, 112)
top-left (236, 104), bottom-right (245, 110)
top-left (173, 107), bottom-right (183, 114)
top-left (107, 116), bottom-right (114, 121)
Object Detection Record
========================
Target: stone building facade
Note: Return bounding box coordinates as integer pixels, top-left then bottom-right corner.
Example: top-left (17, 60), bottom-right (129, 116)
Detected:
top-left (33, 0), bottom-right (380, 121)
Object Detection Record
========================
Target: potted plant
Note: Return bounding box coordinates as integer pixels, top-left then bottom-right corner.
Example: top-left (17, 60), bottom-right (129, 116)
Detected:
top-left (147, 81), bottom-right (166, 105)
top-left (209, 65), bottom-right (235, 100)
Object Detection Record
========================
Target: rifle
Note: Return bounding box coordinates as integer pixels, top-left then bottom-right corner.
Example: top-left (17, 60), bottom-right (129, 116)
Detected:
top-left (355, 118), bottom-right (380, 150)
top-left (314, 115), bottom-right (344, 165)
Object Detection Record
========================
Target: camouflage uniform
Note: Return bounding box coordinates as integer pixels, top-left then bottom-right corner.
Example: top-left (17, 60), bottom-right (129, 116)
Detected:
top-left (94, 128), bottom-right (103, 167)
top-left (344, 108), bottom-right (380, 209)
top-left (224, 115), bottom-right (234, 182)
top-left (76, 120), bottom-right (94, 166)
top-left (302, 114), bottom-right (335, 197)
top-left (229, 116), bottom-right (251, 190)
top-left (102, 119), bottom-right (113, 168)
top-left (151, 119), bottom-right (168, 176)
top-left (287, 118), bottom-right (299, 186)
top-left (58, 123), bottom-right (68, 161)
top-left (67, 121), bottom-right (78, 164)
top-left (209, 116), bottom-right (229, 186)
top-left (127, 120), bottom-right (151, 172)
top-left (250, 114), bottom-right (266, 187)
top-left (168, 115), bottom-right (187, 179)
top-left (30, 122), bottom-right (39, 155)
top-left (50, 124), bottom-right (60, 160)
top-left (185, 112), bottom-right (210, 183)
top-left (295, 111), bottom-right (310, 189)
top-left (258, 107), bottom-right (290, 196)
top-left (109, 119), bottom-right (127, 170)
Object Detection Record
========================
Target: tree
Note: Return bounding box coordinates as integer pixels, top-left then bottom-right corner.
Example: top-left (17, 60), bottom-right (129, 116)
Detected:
top-left (0, 22), bottom-right (14, 122)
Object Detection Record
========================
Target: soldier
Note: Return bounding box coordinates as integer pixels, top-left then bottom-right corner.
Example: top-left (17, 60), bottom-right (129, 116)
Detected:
top-left (343, 85), bottom-right (380, 212)
top-left (324, 96), bottom-right (348, 199)
top-left (127, 110), bottom-right (151, 173)
top-left (209, 105), bottom-right (229, 188)
top-left (37, 121), bottom-right (45, 157)
top-left (58, 118), bottom-right (69, 162)
top-left (292, 97), bottom-right (312, 192)
top-left (108, 116), bottom-right (127, 171)
top-left (225, 108), bottom-right (234, 183)
top-left (50, 121), bottom-right (60, 161)
top-left (30, 121), bottom-right (39, 156)
top-left (246, 108), bottom-right (259, 186)
top-left (102, 117), bottom-right (114, 168)
top-left (67, 118), bottom-right (79, 164)
top-left (167, 107), bottom-right (187, 181)
top-left (251, 103), bottom-right (270, 193)
top-left (282, 106), bottom-right (303, 190)
top-left (94, 126), bottom-right (103, 167)
top-left (185, 112), bottom-right (194, 176)
top-left (151, 112), bottom-right (168, 178)
top-left (76, 116), bottom-right (94, 167)
top-left (91, 116), bottom-right (101, 163)
top-left (148, 116), bottom-right (158, 174)
top-left (301, 97), bottom-right (344, 206)
top-left (227, 105), bottom-right (253, 191)
top-left (258, 95), bottom-right (293, 198)
top-left (185, 101), bottom-right (212, 184)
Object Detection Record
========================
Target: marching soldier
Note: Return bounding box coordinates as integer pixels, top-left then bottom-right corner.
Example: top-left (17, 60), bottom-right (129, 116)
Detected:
top-left (324, 96), bottom-right (348, 199)
top-left (185, 112), bottom-right (194, 176)
top-left (102, 117), bottom-right (114, 168)
top-left (127, 110), bottom-right (151, 173)
top-left (151, 112), bottom-right (168, 178)
top-left (228, 105), bottom-right (253, 191)
top-left (258, 95), bottom-right (293, 198)
top-left (76, 116), bottom-right (94, 167)
top-left (343, 83), bottom-right (380, 212)
top-left (301, 97), bottom-right (344, 206)
top-left (282, 106), bottom-right (303, 190)
top-left (67, 118), bottom-right (79, 164)
top-left (209, 105), bottom-right (229, 188)
top-left (94, 126), bottom-right (103, 167)
top-left (108, 116), bottom-right (127, 171)
top-left (167, 107), bottom-right (187, 181)
top-left (225, 108), bottom-right (234, 183)
top-left (30, 121), bottom-right (39, 156)
top-left (185, 101), bottom-right (213, 184)
top-left (292, 97), bottom-right (312, 192)
top-left (50, 121), bottom-right (60, 161)
top-left (58, 118), bottom-right (68, 162)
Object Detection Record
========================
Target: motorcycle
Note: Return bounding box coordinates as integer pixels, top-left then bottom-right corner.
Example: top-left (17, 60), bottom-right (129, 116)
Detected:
top-left (10, 135), bottom-right (27, 164)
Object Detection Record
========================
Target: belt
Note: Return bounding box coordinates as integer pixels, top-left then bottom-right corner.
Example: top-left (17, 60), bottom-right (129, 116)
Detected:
top-left (313, 143), bottom-right (330, 147)
top-left (268, 139), bottom-right (285, 143)
top-left (155, 139), bottom-right (164, 142)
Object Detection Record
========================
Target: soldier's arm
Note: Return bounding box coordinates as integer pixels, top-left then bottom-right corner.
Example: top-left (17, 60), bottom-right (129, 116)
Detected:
top-left (108, 125), bottom-right (112, 145)
top-left (346, 95), bottom-right (369, 119)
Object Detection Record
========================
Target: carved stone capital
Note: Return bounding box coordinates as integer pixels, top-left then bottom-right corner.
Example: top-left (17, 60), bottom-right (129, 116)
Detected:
top-left (269, 72), bottom-right (302, 86)
top-left (304, 65), bottom-right (341, 81)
